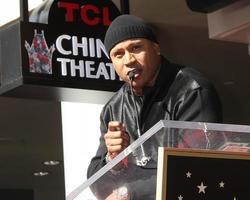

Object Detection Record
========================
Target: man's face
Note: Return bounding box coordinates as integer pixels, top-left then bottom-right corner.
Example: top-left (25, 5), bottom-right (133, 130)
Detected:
top-left (110, 38), bottom-right (161, 93)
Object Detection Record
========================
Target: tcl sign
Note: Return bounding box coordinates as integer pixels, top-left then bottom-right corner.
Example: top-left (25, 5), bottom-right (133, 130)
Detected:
top-left (58, 2), bottom-right (112, 26)
top-left (48, 0), bottom-right (120, 28)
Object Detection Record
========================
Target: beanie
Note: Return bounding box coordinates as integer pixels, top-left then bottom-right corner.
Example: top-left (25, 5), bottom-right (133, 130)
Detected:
top-left (104, 15), bottom-right (158, 55)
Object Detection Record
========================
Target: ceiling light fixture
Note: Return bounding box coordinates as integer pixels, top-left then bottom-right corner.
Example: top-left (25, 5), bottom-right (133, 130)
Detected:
top-left (33, 171), bottom-right (49, 177)
top-left (43, 160), bottom-right (60, 166)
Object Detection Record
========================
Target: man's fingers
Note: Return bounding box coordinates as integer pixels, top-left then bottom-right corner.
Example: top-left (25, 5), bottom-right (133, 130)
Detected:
top-left (104, 130), bottom-right (123, 139)
top-left (105, 121), bottom-right (130, 158)
top-left (105, 138), bottom-right (123, 146)
top-left (104, 131), bottom-right (130, 146)
top-left (106, 140), bottom-right (129, 152)
top-left (106, 137), bottom-right (130, 146)
top-left (108, 121), bottom-right (124, 132)
top-left (107, 144), bottom-right (123, 153)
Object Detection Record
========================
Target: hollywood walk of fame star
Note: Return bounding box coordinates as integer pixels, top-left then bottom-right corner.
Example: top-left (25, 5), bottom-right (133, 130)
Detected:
top-left (197, 182), bottom-right (207, 194)
top-left (219, 181), bottom-right (225, 188)
top-left (186, 171), bottom-right (192, 178)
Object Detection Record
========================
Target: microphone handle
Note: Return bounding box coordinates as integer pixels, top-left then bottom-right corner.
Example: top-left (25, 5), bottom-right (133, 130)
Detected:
top-left (129, 81), bottom-right (141, 137)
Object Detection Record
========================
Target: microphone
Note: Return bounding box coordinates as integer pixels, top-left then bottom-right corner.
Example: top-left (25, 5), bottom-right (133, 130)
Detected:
top-left (127, 70), bottom-right (135, 81)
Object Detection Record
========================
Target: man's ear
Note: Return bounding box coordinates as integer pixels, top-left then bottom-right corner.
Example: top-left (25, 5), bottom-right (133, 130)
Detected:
top-left (153, 42), bottom-right (160, 55)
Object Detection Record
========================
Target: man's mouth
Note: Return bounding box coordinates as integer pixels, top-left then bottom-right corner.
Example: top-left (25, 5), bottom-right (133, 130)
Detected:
top-left (127, 69), bottom-right (142, 80)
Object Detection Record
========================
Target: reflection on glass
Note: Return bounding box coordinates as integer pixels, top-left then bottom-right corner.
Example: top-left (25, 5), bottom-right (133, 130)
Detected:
top-left (66, 120), bottom-right (250, 200)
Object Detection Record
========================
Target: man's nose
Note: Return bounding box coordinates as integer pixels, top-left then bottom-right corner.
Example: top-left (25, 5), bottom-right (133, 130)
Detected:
top-left (124, 52), bottom-right (135, 66)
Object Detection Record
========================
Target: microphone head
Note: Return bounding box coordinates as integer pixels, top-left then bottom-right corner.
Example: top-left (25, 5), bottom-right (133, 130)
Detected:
top-left (128, 70), bottom-right (135, 81)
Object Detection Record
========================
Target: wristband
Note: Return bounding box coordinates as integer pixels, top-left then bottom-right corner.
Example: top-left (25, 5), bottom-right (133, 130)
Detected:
top-left (115, 186), bottom-right (129, 200)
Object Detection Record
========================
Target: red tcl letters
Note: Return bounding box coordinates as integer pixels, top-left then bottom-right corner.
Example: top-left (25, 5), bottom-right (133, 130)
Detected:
top-left (58, 2), bottom-right (111, 26)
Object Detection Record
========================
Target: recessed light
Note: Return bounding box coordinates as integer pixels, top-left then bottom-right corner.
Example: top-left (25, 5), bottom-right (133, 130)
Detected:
top-left (33, 171), bottom-right (49, 177)
top-left (43, 160), bottom-right (60, 166)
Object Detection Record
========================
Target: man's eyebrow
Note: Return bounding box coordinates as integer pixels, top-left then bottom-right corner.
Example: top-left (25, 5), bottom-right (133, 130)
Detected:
top-left (111, 48), bottom-right (123, 56)
top-left (130, 40), bottom-right (143, 45)
top-left (111, 40), bottom-right (143, 55)
top-left (126, 42), bottom-right (143, 49)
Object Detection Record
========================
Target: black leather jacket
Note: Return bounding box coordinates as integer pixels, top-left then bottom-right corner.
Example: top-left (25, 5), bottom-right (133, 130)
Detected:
top-left (87, 57), bottom-right (222, 199)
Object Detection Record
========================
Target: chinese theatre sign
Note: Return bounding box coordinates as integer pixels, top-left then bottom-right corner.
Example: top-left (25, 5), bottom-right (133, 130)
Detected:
top-left (21, 0), bottom-right (121, 91)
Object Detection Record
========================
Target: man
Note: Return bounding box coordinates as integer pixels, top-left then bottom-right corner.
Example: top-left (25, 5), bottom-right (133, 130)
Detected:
top-left (87, 15), bottom-right (222, 200)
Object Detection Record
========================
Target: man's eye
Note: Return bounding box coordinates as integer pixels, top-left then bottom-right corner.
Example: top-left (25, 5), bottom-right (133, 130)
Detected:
top-left (114, 51), bottom-right (124, 58)
top-left (132, 45), bottom-right (141, 51)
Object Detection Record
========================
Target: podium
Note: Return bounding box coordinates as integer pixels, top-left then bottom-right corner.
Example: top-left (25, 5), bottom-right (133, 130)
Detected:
top-left (66, 120), bottom-right (250, 200)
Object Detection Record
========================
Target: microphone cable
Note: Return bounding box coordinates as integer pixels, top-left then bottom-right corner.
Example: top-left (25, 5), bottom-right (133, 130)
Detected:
top-left (127, 71), bottom-right (151, 166)
top-left (128, 71), bottom-right (142, 138)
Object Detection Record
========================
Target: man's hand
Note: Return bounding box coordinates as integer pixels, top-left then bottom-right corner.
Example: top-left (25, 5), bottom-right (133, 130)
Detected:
top-left (104, 121), bottom-right (130, 161)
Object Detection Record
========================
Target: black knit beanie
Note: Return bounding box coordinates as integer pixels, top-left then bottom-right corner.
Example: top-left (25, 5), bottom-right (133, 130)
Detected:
top-left (104, 15), bottom-right (158, 55)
